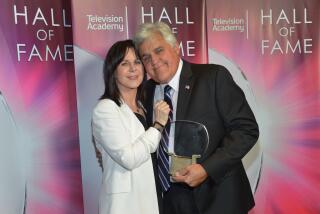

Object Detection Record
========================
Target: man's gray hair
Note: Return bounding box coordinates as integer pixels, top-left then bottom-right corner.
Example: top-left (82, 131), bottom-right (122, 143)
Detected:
top-left (134, 22), bottom-right (177, 49)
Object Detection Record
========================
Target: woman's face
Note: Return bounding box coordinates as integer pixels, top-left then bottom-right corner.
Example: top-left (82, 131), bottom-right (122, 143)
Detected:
top-left (115, 48), bottom-right (144, 94)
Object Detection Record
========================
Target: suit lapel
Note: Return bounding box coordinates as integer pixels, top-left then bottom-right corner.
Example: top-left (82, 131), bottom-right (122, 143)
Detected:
top-left (176, 61), bottom-right (194, 120)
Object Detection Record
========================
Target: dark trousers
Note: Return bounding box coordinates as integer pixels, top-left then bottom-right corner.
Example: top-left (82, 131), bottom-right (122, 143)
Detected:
top-left (162, 183), bottom-right (200, 214)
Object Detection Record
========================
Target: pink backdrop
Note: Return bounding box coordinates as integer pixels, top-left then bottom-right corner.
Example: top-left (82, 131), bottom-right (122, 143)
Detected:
top-left (0, 1), bottom-right (83, 213)
top-left (206, 0), bottom-right (320, 213)
top-left (0, 0), bottom-right (318, 213)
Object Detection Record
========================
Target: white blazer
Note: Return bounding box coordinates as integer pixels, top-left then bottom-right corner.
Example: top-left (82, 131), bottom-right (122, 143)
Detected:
top-left (92, 99), bottom-right (161, 214)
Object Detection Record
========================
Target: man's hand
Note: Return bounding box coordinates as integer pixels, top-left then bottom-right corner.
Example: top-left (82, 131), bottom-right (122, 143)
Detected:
top-left (172, 164), bottom-right (208, 187)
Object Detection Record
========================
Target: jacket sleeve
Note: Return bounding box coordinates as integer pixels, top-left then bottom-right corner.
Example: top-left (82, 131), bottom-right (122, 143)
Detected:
top-left (202, 67), bottom-right (259, 183)
top-left (92, 100), bottom-right (161, 170)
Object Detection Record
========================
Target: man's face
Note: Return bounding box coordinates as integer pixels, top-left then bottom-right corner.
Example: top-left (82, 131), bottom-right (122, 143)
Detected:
top-left (138, 33), bottom-right (180, 84)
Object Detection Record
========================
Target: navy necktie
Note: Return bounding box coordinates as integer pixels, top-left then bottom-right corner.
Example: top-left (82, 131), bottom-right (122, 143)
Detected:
top-left (158, 85), bottom-right (173, 192)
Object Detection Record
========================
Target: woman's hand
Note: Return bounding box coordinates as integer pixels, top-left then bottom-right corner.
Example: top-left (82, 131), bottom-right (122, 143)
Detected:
top-left (153, 100), bottom-right (170, 126)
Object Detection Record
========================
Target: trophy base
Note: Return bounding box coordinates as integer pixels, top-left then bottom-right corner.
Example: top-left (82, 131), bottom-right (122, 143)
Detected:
top-left (168, 154), bottom-right (201, 175)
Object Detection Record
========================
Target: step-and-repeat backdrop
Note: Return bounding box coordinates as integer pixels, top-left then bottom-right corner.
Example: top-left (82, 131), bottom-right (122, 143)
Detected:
top-left (1, 0), bottom-right (319, 213)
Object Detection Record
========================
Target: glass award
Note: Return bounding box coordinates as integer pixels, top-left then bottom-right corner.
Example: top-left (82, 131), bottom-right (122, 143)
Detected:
top-left (166, 120), bottom-right (209, 175)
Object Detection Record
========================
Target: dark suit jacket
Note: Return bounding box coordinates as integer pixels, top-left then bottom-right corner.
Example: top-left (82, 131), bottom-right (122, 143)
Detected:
top-left (144, 61), bottom-right (259, 214)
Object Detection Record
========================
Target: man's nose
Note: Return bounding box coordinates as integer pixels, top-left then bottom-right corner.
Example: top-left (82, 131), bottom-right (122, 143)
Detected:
top-left (150, 55), bottom-right (159, 66)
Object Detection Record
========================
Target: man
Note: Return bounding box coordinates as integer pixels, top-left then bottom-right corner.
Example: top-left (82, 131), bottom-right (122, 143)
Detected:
top-left (134, 22), bottom-right (259, 214)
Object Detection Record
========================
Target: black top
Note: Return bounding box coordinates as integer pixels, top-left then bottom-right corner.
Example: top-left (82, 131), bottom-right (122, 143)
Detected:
top-left (134, 113), bottom-right (147, 130)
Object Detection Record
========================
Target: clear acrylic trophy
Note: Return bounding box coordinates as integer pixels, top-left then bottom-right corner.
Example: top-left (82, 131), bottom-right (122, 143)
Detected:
top-left (166, 120), bottom-right (209, 175)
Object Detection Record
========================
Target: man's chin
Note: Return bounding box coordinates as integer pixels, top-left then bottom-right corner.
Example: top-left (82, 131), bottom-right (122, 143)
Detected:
top-left (155, 78), bottom-right (169, 84)
top-left (153, 74), bottom-right (172, 84)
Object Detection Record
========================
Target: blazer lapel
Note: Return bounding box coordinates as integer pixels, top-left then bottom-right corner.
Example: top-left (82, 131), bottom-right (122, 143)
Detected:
top-left (176, 61), bottom-right (194, 120)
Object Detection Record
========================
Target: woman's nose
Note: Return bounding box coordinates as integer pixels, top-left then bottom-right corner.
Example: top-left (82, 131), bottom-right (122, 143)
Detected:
top-left (129, 63), bottom-right (137, 72)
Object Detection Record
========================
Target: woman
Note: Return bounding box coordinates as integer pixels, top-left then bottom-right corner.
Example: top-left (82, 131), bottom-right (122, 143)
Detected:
top-left (92, 40), bottom-right (169, 214)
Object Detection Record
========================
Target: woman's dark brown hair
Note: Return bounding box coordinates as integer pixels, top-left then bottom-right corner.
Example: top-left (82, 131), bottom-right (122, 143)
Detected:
top-left (100, 39), bottom-right (145, 106)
